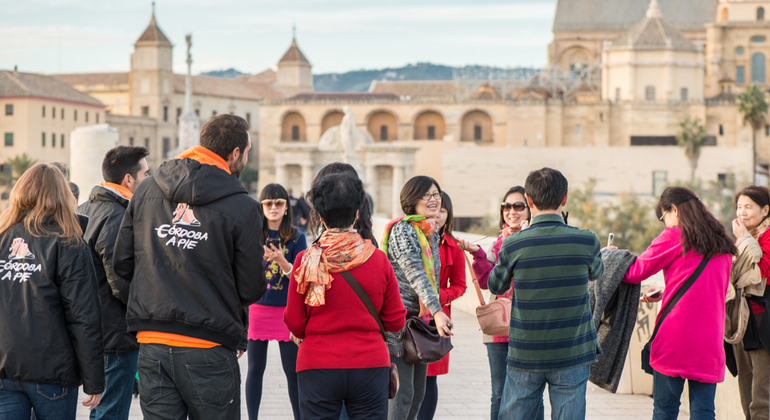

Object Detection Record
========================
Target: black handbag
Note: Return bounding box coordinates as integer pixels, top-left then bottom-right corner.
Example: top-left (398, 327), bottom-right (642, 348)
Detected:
top-left (641, 256), bottom-right (710, 375)
top-left (340, 271), bottom-right (399, 399)
top-left (400, 316), bottom-right (453, 365)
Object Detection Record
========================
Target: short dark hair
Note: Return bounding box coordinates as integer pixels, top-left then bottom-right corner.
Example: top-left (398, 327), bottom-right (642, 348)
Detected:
top-left (199, 114), bottom-right (250, 161)
top-left (440, 192), bottom-right (455, 240)
top-left (309, 173), bottom-right (365, 229)
top-left (52, 162), bottom-right (68, 179)
top-left (499, 186), bottom-right (530, 229)
top-left (102, 146), bottom-right (149, 184)
top-left (259, 183), bottom-right (295, 244)
top-left (524, 168), bottom-right (568, 211)
top-left (735, 185), bottom-right (770, 214)
top-left (68, 182), bottom-right (80, 201)
top-left (656, 186), bottom-right (737, 259)
top-left (400, 176), bottom-right (441, 216)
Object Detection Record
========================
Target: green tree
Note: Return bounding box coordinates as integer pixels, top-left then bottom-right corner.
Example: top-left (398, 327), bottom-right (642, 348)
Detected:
top-left (1, 153), bottom-right (37, 184)
top-left (676, 116), bottom-right (708, 183)
top-left (737, 84), bottom-right (769, 183)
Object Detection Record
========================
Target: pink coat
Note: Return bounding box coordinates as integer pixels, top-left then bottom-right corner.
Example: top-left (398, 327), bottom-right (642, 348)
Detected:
top-left (623, 227), bottom-right (731, 383)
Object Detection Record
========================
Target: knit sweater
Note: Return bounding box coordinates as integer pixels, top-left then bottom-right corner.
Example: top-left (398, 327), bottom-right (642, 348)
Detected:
top-left (384, 220), bottom-right (442, 355)
top-left (488, 213), bottom-right (604, 372)
top-left (284, 249), bottom-right (406, 371)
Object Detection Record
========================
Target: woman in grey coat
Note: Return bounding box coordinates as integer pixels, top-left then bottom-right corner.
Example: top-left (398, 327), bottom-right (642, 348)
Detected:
top-left (382, 175), bottom-right (453, 420)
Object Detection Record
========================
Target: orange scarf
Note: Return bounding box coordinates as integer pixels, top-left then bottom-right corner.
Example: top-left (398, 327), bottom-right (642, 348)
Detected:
top-left (177, 146), bottom-right (231, 174)
top-left (295, 229), bottom-right (376, 307)
top-left (99, 182), bottom-right (133, 200)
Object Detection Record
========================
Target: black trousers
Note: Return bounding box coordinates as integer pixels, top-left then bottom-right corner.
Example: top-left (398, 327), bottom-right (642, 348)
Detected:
top-left (298, 367), bottom-right (389, 420)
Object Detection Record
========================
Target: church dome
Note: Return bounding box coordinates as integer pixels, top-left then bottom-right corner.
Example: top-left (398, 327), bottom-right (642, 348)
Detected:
top-left (610, 0), bottom-right (697, 51)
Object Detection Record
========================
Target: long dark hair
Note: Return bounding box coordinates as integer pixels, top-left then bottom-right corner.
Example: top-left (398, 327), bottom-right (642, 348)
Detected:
top-left (655, 186), bottom-right (737, 258)
top-left (259, 183), bottom-right (295, 244)
top-left (306, 162), bottom-right (376, 244)
top-left (499, 186), bottom-right (530, 230)
top-left (439, 192), bottom-right (455, 241)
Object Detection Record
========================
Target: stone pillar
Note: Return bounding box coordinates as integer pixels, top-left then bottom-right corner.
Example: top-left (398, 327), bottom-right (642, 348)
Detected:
top-left (391, 164), bottom-right (404, 218)
top-left (365, 164), bottom-right (376, 191)
top-left (70, 124), bottom-right (119, 205)
top-left (301, 164), bottom-right (313, 193)
top-left (275, 164), bottom-right (287, 187)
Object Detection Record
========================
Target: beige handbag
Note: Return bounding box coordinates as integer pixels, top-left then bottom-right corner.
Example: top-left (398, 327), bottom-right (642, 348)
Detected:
top-left (464, 252), bottom-right (511, 336)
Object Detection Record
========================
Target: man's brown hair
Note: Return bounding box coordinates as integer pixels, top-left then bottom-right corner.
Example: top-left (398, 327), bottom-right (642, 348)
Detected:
top-left (199, 114), bottom-right (250, 161)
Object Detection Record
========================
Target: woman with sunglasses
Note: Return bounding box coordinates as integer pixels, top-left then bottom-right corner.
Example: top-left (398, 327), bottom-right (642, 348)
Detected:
top-left (458, 186), bottom-right (532, 420)
top-left (382, 175), bottom-right (452, 420)
top-left (418, 192), bottom-right (467, 420)
top-left (620, 186), bottom-right (735, 419)
top-left (246, 184), bottom-right (307, 420)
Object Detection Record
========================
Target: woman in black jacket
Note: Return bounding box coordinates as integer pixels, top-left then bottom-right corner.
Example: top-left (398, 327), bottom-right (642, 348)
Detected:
top-left (0, 163), bottom-right (104, 419)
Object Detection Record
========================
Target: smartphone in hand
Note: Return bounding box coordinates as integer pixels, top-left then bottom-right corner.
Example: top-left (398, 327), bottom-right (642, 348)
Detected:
top-left (607, 233), bottom-right (614, 248)
top-left (645, 289), bottom-right (663, 298)
top-left (267, 238), bottom-right (281, 249)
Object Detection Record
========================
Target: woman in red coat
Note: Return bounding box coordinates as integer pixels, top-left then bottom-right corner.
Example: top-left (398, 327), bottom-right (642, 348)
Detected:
top-left (417, 192), bottom-right (468, 420)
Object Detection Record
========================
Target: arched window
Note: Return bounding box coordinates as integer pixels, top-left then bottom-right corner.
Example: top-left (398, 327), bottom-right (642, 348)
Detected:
top-left (461, 110), bottom-right (493, 142)
top-left (752, 36), bottom-right (766, 43)
top-left (752, 53), bottom-right (766, 83)
top-left (736, 47), bottom-right (745, 56)
top-left (721, 7), bottom-right (728, 23)
top-left (413, 111), bottom-right (446, 140)
top-left (281, 112), bottom-right (306, 142)
top-left (758, 7), bottom-right (765, 21)
top-left (320, 111), bottom-right (344, 135)
top-left (366, 111), bottom-right (398, 141)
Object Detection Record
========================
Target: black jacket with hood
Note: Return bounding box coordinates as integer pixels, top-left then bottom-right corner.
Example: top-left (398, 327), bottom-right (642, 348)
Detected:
top-left (0, 224), bottom-right (105, 394)
top-left (78, 185), bottom-right (139, 354)
top-left (113, 156), bottom-right (266, 351)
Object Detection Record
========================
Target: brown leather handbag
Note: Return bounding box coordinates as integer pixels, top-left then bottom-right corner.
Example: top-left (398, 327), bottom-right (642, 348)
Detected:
top-left (340, 271), bottom-right (399, 399)
top-left (400, 317), bottom-right (453, 364)
top-left (464, 252), bottom-right (511, 336)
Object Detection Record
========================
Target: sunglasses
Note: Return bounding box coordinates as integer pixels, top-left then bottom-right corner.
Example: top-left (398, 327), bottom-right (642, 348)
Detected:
top-left (501, 202), bottom-right (527, 212)
top-left (261, 199), bottom-right (287, 208)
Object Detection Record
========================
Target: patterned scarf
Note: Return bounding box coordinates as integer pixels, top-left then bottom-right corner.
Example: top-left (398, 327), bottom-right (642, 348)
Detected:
top-left (750, 217), bottom-right (770, 240)
top-left (295, 228), bottom-right (376, 307)
top-left (381, 215), bottom-right (439, 300)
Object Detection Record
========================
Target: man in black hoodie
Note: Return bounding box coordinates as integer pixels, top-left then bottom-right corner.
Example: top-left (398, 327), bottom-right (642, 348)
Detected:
top-left (113, 114), bottom-right (267, 420)
top-left (78, 145), bottom-right (150, 420)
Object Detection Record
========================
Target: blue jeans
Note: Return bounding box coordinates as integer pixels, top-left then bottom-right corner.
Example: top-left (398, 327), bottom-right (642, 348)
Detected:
top-left (90, 351), bottom-right (138, 420)
top-left (0, 379), bottom-right (78, 420)
top-left (652, 370), bottom-right (716, 420)
top-left (486, 343), bottom-right (508, 420)
top-left (500, 364), bottom-right (588, 420)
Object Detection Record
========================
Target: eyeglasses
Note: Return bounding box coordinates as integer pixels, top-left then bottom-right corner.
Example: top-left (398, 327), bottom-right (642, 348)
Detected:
top-left (261, 199), bottom-right (287, 208)
top-left (421, 192), bottom-right (442, 202)
top-left (501, 202), bottom-right (528, 212)
top-left (659, 210), bottom-right (668, 221)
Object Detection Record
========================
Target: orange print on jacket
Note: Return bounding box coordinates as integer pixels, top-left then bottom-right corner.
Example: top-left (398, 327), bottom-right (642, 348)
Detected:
top-left (173, 204), bottom-right (200, 227)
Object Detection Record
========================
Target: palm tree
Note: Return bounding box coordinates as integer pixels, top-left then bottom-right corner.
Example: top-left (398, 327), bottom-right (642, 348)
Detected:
top-left (737, 84), bottom-right (769, 183)
top-left (676, 117), bottom-right (708, 183)
top-left (1, 153), bottom-right (38, 192)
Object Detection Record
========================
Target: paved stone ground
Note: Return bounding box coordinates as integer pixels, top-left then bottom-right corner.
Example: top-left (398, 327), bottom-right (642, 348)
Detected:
top-left (76, 310), bottom-right (687, 419)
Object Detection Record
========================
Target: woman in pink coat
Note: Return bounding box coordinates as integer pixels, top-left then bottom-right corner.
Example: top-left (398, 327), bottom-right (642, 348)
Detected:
top-left (622, 186), bottom-right (736, 419)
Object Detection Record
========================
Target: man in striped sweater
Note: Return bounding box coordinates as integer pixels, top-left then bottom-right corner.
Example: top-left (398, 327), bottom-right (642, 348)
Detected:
top-left (489, 167), bottom-right (604, 420)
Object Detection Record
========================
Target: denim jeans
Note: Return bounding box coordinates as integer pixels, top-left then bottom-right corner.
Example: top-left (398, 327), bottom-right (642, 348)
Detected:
top-left (388, 355), bottom-right (428, 420)
top-left (500, 364), bottom-right (588, 420)
top-left (0, 379), bottom-right (78, 420)
top-left (90, 351), bottom-right (138, 420)
top-left (137, 344), bottom-right (240, 420)
top-left (486, 343), bottom-right (508, 420)
top-left (652, 370), bottom-right (716, 420)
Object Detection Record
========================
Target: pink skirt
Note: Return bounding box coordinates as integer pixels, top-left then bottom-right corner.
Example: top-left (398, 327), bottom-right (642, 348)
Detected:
top-left (248, 304), bottom-right (292, 342)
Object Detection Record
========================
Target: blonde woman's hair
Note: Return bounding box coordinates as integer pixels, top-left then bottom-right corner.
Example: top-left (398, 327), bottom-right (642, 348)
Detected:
top-left (0, 162), bottom-right (82, 242)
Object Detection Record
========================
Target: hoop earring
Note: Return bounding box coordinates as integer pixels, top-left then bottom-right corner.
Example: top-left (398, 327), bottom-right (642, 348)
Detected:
top-left (285, 210), bottom-right (288, 215)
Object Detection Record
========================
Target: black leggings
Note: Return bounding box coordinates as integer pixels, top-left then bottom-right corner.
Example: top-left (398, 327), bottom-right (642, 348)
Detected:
top-left (416, 375), bottom-right (438, 420)
top-left (245, 339), bottom-right (300, 420)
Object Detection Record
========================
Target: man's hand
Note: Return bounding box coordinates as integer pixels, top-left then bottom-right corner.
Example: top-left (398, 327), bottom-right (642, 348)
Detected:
top-left (83, 394), bottom-right (102, 410)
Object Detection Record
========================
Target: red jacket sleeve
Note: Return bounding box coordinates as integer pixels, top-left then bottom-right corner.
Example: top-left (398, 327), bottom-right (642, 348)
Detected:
top-left (441, 245), bottom-right (468, 306)
top-left (283, 250), bottom-right (308, 339)
top-left (758, 231), bottom-right (770, 279)
top-left (380, 255), bottom-right (407, 333)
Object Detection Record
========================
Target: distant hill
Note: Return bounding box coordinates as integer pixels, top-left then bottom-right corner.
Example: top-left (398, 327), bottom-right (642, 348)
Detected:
top-left (201, 63), bottom-right (540, 92)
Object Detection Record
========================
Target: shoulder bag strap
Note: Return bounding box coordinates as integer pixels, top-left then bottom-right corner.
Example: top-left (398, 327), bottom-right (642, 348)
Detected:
top-left (463, 251), bottom-right (486, 306)
top-left (340, 271), bottom-right (387, 342)
top-left (647, 255), bottom-right (711, 345)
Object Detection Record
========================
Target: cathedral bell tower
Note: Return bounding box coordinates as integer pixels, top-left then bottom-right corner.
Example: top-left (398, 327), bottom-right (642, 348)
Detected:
top-left (130, 3), bottom-right (174, 123)
top-left (276, 28), bottom-right (313, 97)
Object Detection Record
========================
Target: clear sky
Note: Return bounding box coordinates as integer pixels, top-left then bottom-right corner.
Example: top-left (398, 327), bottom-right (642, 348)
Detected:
top-left (0, 0), bottom-right (557, 76)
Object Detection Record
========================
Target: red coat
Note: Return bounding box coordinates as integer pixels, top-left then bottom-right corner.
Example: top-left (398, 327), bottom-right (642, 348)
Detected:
top-left (284, 249), bottom-right (406, 372)
top-left (427, 235), bottom-right (468, 376)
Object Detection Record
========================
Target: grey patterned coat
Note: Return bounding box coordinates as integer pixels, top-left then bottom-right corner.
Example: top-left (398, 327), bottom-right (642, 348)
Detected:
top-left (385, 220), bottom-right (442, 355)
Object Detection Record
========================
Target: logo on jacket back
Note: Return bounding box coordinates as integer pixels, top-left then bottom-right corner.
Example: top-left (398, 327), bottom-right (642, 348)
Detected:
top-left (172, 203), bottom-right (200, 227)
top-left (155, 203), bottom-right (209, 250)
top-left (1, 238), bottom-right (41, 282)
top-left (9, 238), bottom-right (34, 260)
